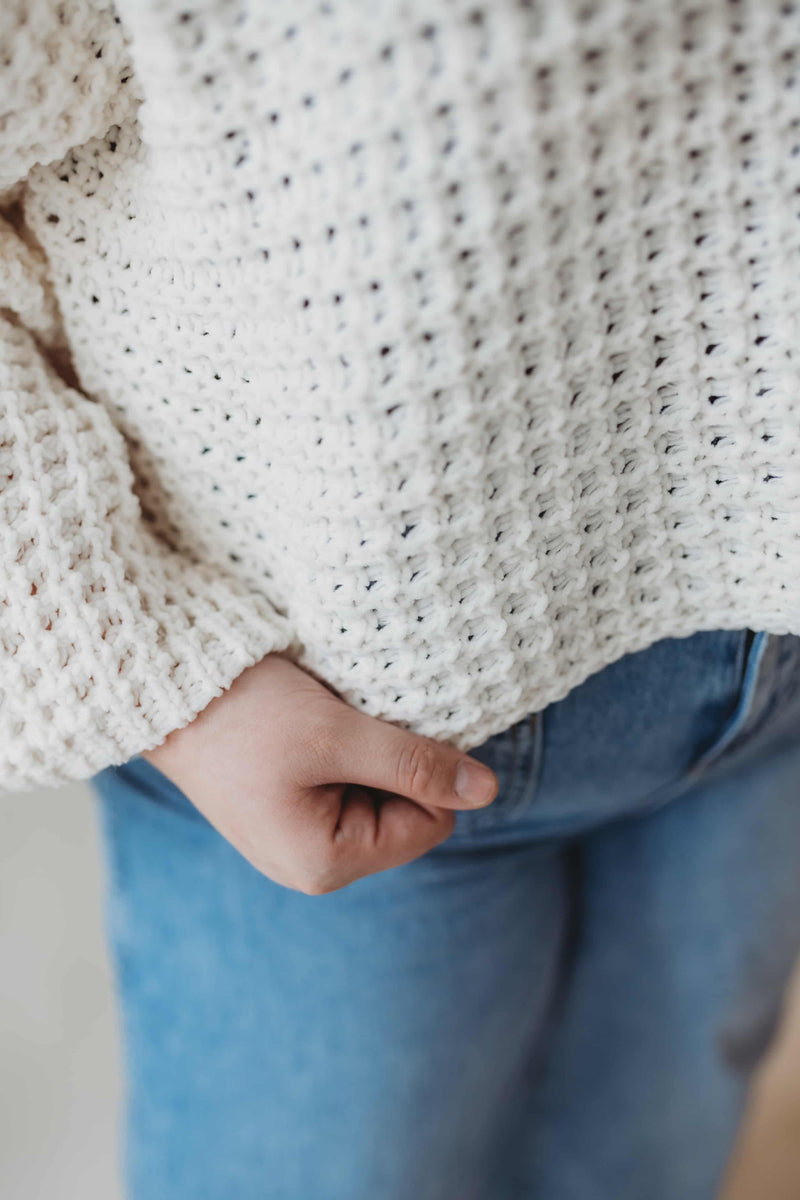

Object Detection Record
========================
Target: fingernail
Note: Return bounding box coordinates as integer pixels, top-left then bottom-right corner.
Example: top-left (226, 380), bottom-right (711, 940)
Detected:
top-left (454, 759), bottom-right (497, 807)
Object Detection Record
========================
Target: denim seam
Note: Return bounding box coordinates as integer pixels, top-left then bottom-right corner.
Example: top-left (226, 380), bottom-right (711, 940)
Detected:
top-left (444, 630), bottom-right (776, 845)
top-left (684, 630), bottom-right (771, 780)
top-left (538, 630), bottom-right (774, 836)
top-left (451, 712), bottom-right (542, 837)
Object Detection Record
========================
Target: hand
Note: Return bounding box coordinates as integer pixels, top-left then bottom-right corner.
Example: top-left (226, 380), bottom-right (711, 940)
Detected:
top-left (142, 652), bottom-right (499, 894)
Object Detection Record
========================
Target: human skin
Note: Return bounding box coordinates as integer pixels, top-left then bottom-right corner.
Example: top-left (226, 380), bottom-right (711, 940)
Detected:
top-left (142, 651), bottom-right (499, 894)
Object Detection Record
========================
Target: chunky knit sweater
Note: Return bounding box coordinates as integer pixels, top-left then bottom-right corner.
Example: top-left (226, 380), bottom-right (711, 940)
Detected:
top-left (2, 0), bottom-right (800, 790)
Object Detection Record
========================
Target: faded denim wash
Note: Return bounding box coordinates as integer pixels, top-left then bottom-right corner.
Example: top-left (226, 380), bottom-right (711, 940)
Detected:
top-left (91, 628), bottom-right (800, 1200)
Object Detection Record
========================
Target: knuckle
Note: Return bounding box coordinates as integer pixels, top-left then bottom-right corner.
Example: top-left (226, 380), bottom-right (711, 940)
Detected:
top-left (396, 737), bottom-right (439, 798)
top-left (331, 797), bottom-right (373, 851)
top-left (293, 847), bottom-right (339, 896)
top-left (294, 870), bottom-right (331, 896)
top-left (434, 809), bottom-right (457, 841)
top-left (297, 876), bottom-right (332, 897)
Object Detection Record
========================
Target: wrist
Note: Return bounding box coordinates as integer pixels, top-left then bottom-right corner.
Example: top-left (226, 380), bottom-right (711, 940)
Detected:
top-left (140, 724), bottom-right (185, 776)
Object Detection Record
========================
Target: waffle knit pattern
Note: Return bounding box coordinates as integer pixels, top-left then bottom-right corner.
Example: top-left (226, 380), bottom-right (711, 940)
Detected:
top-left (1, 0), bottom-right (800, 789)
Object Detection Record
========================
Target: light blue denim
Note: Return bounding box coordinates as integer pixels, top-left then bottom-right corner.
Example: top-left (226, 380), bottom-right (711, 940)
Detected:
top-left (91, 628), bottom-right (800, 1200)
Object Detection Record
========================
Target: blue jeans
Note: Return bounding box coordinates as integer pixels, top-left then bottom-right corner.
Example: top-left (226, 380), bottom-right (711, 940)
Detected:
top-left (91, 629), bottom-right (800, 1200)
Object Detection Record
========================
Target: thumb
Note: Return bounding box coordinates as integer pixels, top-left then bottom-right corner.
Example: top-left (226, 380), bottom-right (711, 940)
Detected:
top-left (332, 708), bottom-right (500, 811)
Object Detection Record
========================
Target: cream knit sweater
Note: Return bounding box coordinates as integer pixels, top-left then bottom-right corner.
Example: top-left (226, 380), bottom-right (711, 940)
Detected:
top-left (1, 0), bottom-right (799, 789)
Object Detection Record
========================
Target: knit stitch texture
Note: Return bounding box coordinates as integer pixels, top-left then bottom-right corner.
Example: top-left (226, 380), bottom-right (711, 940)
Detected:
top-left (1, 0), bottom-right (800, 789)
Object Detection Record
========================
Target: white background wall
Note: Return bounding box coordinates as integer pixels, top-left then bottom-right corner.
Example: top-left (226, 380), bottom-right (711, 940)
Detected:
top-left (0, 782), bottom-right (122, 1200)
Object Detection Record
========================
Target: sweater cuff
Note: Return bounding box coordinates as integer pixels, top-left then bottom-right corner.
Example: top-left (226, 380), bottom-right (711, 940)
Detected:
top-left (1, 551), bottom-right (299, 791)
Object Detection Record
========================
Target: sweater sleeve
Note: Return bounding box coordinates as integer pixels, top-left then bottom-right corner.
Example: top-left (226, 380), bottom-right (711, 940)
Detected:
top-left (0, 2), bottom-right (298, 791)
top-left (0, 306), bottom-right (297, 792)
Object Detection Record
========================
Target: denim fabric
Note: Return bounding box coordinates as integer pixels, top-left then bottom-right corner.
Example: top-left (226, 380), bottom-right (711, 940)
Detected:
top-left (91, 629), bottom-right (800, 1200)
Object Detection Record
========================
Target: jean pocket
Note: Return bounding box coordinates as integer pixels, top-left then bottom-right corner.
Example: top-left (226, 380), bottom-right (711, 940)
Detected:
top-left (446, 711), bottom-right (544, 842)
top-left (634, 629), bottom-right (800, 820)
top-left (517, 628), bottom-right (759, 832)
top-left (683, 631), bottom-right (769, 781)
top-left (684, 631), bottom-right (800, 788)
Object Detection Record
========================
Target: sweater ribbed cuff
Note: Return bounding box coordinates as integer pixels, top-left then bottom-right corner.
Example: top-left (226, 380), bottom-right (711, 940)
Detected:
top-left (0, 556), bottom-right (298, 791)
